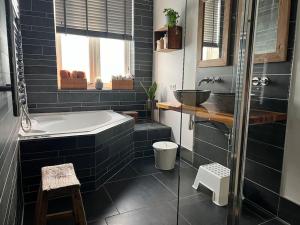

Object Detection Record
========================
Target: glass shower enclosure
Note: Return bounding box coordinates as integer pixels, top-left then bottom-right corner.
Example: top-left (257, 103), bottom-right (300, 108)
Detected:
top-left (174, 0), bottom-right (299, 224)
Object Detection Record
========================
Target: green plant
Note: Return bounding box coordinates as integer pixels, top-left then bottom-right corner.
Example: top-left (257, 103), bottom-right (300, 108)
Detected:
top-left (163, 8), bottom-right (180, 28)
top-left (140, 82), bottom-right (157, 100)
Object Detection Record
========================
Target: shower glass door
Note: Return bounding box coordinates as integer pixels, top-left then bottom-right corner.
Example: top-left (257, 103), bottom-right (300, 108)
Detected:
top-left (239, 0), bottom-right (299, 224)
top-left (178, 0), bottom-right (297, 225)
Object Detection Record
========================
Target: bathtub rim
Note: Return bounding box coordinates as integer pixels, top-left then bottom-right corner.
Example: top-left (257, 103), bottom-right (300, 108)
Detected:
top-left (19, 110), bottom-right (133, 141)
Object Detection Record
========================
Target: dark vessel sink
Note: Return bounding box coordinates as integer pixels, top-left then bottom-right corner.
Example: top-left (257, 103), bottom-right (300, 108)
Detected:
top-left (208, 92), bottom-right (236, 114)
top-left (174, 90), bottom-right (211, 107)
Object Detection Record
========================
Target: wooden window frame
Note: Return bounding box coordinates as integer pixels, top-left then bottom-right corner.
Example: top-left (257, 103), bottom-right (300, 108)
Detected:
top-left (197, 0), bottom-right (232, 68)
top-left (235, 0), bottom-right (291, 64)
top-left (56, 34), bottom-right (132, 90)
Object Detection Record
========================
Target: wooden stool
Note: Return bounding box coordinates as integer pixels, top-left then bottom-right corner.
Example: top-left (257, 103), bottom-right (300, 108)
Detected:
top-left (35, 163), bottom-right (87, 225)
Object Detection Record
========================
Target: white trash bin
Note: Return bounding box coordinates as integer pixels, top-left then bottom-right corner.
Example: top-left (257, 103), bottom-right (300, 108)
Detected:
top-left (153, 141), bottom-right (178, 170)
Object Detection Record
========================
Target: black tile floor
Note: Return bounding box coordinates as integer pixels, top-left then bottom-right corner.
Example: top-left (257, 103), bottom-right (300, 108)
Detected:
top-left (23, 157), bottom-right (287, 225)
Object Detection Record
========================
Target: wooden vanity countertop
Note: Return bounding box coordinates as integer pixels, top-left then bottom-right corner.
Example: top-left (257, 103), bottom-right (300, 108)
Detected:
top-left (156, 102), bottom-right (287, 127)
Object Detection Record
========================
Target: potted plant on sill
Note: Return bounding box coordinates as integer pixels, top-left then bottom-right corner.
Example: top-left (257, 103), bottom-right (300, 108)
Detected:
top-left (140, 82), bottom-right (157, 122)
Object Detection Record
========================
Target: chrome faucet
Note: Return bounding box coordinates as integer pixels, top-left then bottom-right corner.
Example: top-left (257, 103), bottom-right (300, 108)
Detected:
top-left (198, 77), bottom-right (222, 86)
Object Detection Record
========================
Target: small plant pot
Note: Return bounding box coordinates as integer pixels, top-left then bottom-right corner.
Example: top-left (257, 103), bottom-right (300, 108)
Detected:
top-left (146, 99), bottom-right (158, 122)
top-left (165, 16), bottom-right (170, 27)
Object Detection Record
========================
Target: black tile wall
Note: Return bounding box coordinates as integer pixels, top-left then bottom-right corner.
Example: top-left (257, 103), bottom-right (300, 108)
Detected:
top-left (243, 179), bottom-right (280, 215)
top-left (244, 159), bottom-right (281, 193)
top-left (134, 123), bottom-right (171, 157)
top-left (190, 120), bottom-right (230, 170)
top-left (193, 0), bottom-right (298, 218)
top-left (20, 118), bottom-right (135, 203)
top-left (278, 197), bottom-right (300, 225)
top-left (194, 138), bottom-right (228, 167)
top-left (20, 119), bottom-right (172, 204)
top-left (0, 0), bottom-right (23, 224)
top-left (19, 0), bottom-right (153, 117)
top-left (246, 138), bottom-right (283, 171)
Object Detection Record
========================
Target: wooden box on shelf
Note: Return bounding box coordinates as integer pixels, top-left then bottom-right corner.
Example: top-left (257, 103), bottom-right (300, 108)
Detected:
top-left (112, 79), bottom-right (134, 90)
top-left (154, 26), bottom-right (182, 52)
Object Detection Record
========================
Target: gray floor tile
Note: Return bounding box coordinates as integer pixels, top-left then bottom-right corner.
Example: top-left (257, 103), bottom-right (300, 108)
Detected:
top-left (89, 220), bottom-right (108, 225)
top-left (104, 175), bottom-right (176, 213)
top-left (23, 188), bottom-right (117, 225)
top-left (239, 207), bottom-right (266, 225)
top-left (174, 195), bottom-right (268, 225)
top-left (130, 157), bottom-right (162, 175)
top-left (23, 197), bottom-right (74, 225)
top-left (106, 203), bottom-right (189, 225)
top-left (23, 158), bottom-right (282, 225)
top-left (258, 218), bottom-right (289, 225)
top-left (107, 166), bottom-right (139, 182)
top-left (83, 187), bottom-right (119, 224)
top-left (154, 165), bottom-right (199, 197)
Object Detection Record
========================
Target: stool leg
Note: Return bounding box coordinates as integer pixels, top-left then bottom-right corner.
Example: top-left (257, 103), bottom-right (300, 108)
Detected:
top-left (72, 188), bottom-right (87, 225)
top-left (35, 186), bottom-right (48, 225)
top-left (192, 167), bottom-right (202, 189)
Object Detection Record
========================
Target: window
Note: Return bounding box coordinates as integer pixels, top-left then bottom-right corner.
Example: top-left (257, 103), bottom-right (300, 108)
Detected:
top-left (56, 34), bottom-right (132, 90)
top-left (60, 34), bottom-right (90, 81)
top-left (100, 38), bottom-right (128, 83)
top-left (54, 0), bottom-right (133, 90)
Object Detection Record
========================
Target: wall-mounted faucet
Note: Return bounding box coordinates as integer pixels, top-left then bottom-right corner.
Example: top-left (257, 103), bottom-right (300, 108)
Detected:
top-left (198, 76), bottom-right (222, 86)
top-left (252, 76), bottom-right (271, 86)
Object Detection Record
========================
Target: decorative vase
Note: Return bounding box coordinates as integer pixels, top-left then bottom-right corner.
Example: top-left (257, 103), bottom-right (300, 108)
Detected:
top-left (95, 78), bottom-right (103, 90)
top-left (146, 99), bottom-right (157, 122)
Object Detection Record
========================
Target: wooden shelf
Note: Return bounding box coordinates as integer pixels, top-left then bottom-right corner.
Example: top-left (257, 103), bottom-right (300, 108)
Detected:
top-left (157, 102), bottom-right (287, 127)
top-left (154, 48), bottom-right (182, 53)
top-left (155, 26), bottom-right (168, 32)
top-left (154, 26), bottom-right (182, 52)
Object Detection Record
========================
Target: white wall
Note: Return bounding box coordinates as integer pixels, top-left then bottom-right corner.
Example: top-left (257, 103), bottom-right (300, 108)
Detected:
top-left (281, 1), bottom-right (300, 205)
top-left (153, 0), bottom-right (198, 150)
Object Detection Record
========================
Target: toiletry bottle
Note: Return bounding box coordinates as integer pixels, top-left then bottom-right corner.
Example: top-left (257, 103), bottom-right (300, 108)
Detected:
top-left (163, 34), bottom-right (168, 49)
top-left (160, 37), bottom-right (164, 50)
top-left (156, 40), bottom-right (161, 51)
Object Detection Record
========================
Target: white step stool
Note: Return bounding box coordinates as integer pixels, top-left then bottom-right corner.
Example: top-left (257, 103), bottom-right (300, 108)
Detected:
top-left (192, 163), bottom-right (230, 206)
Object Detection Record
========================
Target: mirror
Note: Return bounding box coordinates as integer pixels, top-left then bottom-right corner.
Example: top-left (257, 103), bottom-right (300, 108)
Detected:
top-left (254, 0), bottom-right (279, 55)
top-left (198, 0), bottom-right (231, 67)
top-left (236, 0), bottom-right (291, 63)
top-left (254, 0), bottom-right (290, 63)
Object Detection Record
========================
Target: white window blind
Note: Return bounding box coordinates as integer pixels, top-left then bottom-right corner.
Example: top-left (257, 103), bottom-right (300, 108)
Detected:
top-left (54, 0), bottom-right (133, 40)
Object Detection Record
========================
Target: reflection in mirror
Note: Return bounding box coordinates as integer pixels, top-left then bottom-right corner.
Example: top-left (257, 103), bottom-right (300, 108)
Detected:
top-left (235, 0), bottom-right (291, 63)
top-left (254, 0), bottom-right (279, 54)
top-left (198, 0), bottom-right (231, 67)
top-left (202, 0), bottom-right (224, 61)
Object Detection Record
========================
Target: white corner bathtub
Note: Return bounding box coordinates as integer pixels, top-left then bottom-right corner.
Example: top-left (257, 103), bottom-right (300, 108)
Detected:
top-left (19, 110), bottom-right (128, 138)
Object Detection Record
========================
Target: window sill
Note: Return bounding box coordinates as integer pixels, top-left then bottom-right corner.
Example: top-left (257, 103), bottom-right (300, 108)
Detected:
top-left (58, 82), bottom-right (136, 92)
top-left (57, 88), bottom-right (136, 92)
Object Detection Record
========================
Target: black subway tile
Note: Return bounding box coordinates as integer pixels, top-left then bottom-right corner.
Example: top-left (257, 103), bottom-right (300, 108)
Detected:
top-left (148, 128), bottom-right (171, 140)
top-left (243, 179), bottom-right (279, 215)
top-left (194, 138), bottom-right (228, 167)
top-left (245, 159), bottom-right (281, 193)
top-left (246, 138), bottom-right (283, 171)
top-left (278, 197), bottom-right (300, 225)
top-left (134, 130), bottom-right (148, 141)
top-left (248, 123), bottom-right (286, 148)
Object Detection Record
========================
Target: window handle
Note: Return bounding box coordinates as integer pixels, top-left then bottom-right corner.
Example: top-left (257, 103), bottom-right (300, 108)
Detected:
top-left (0, 84), bottom-right (12, 92)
